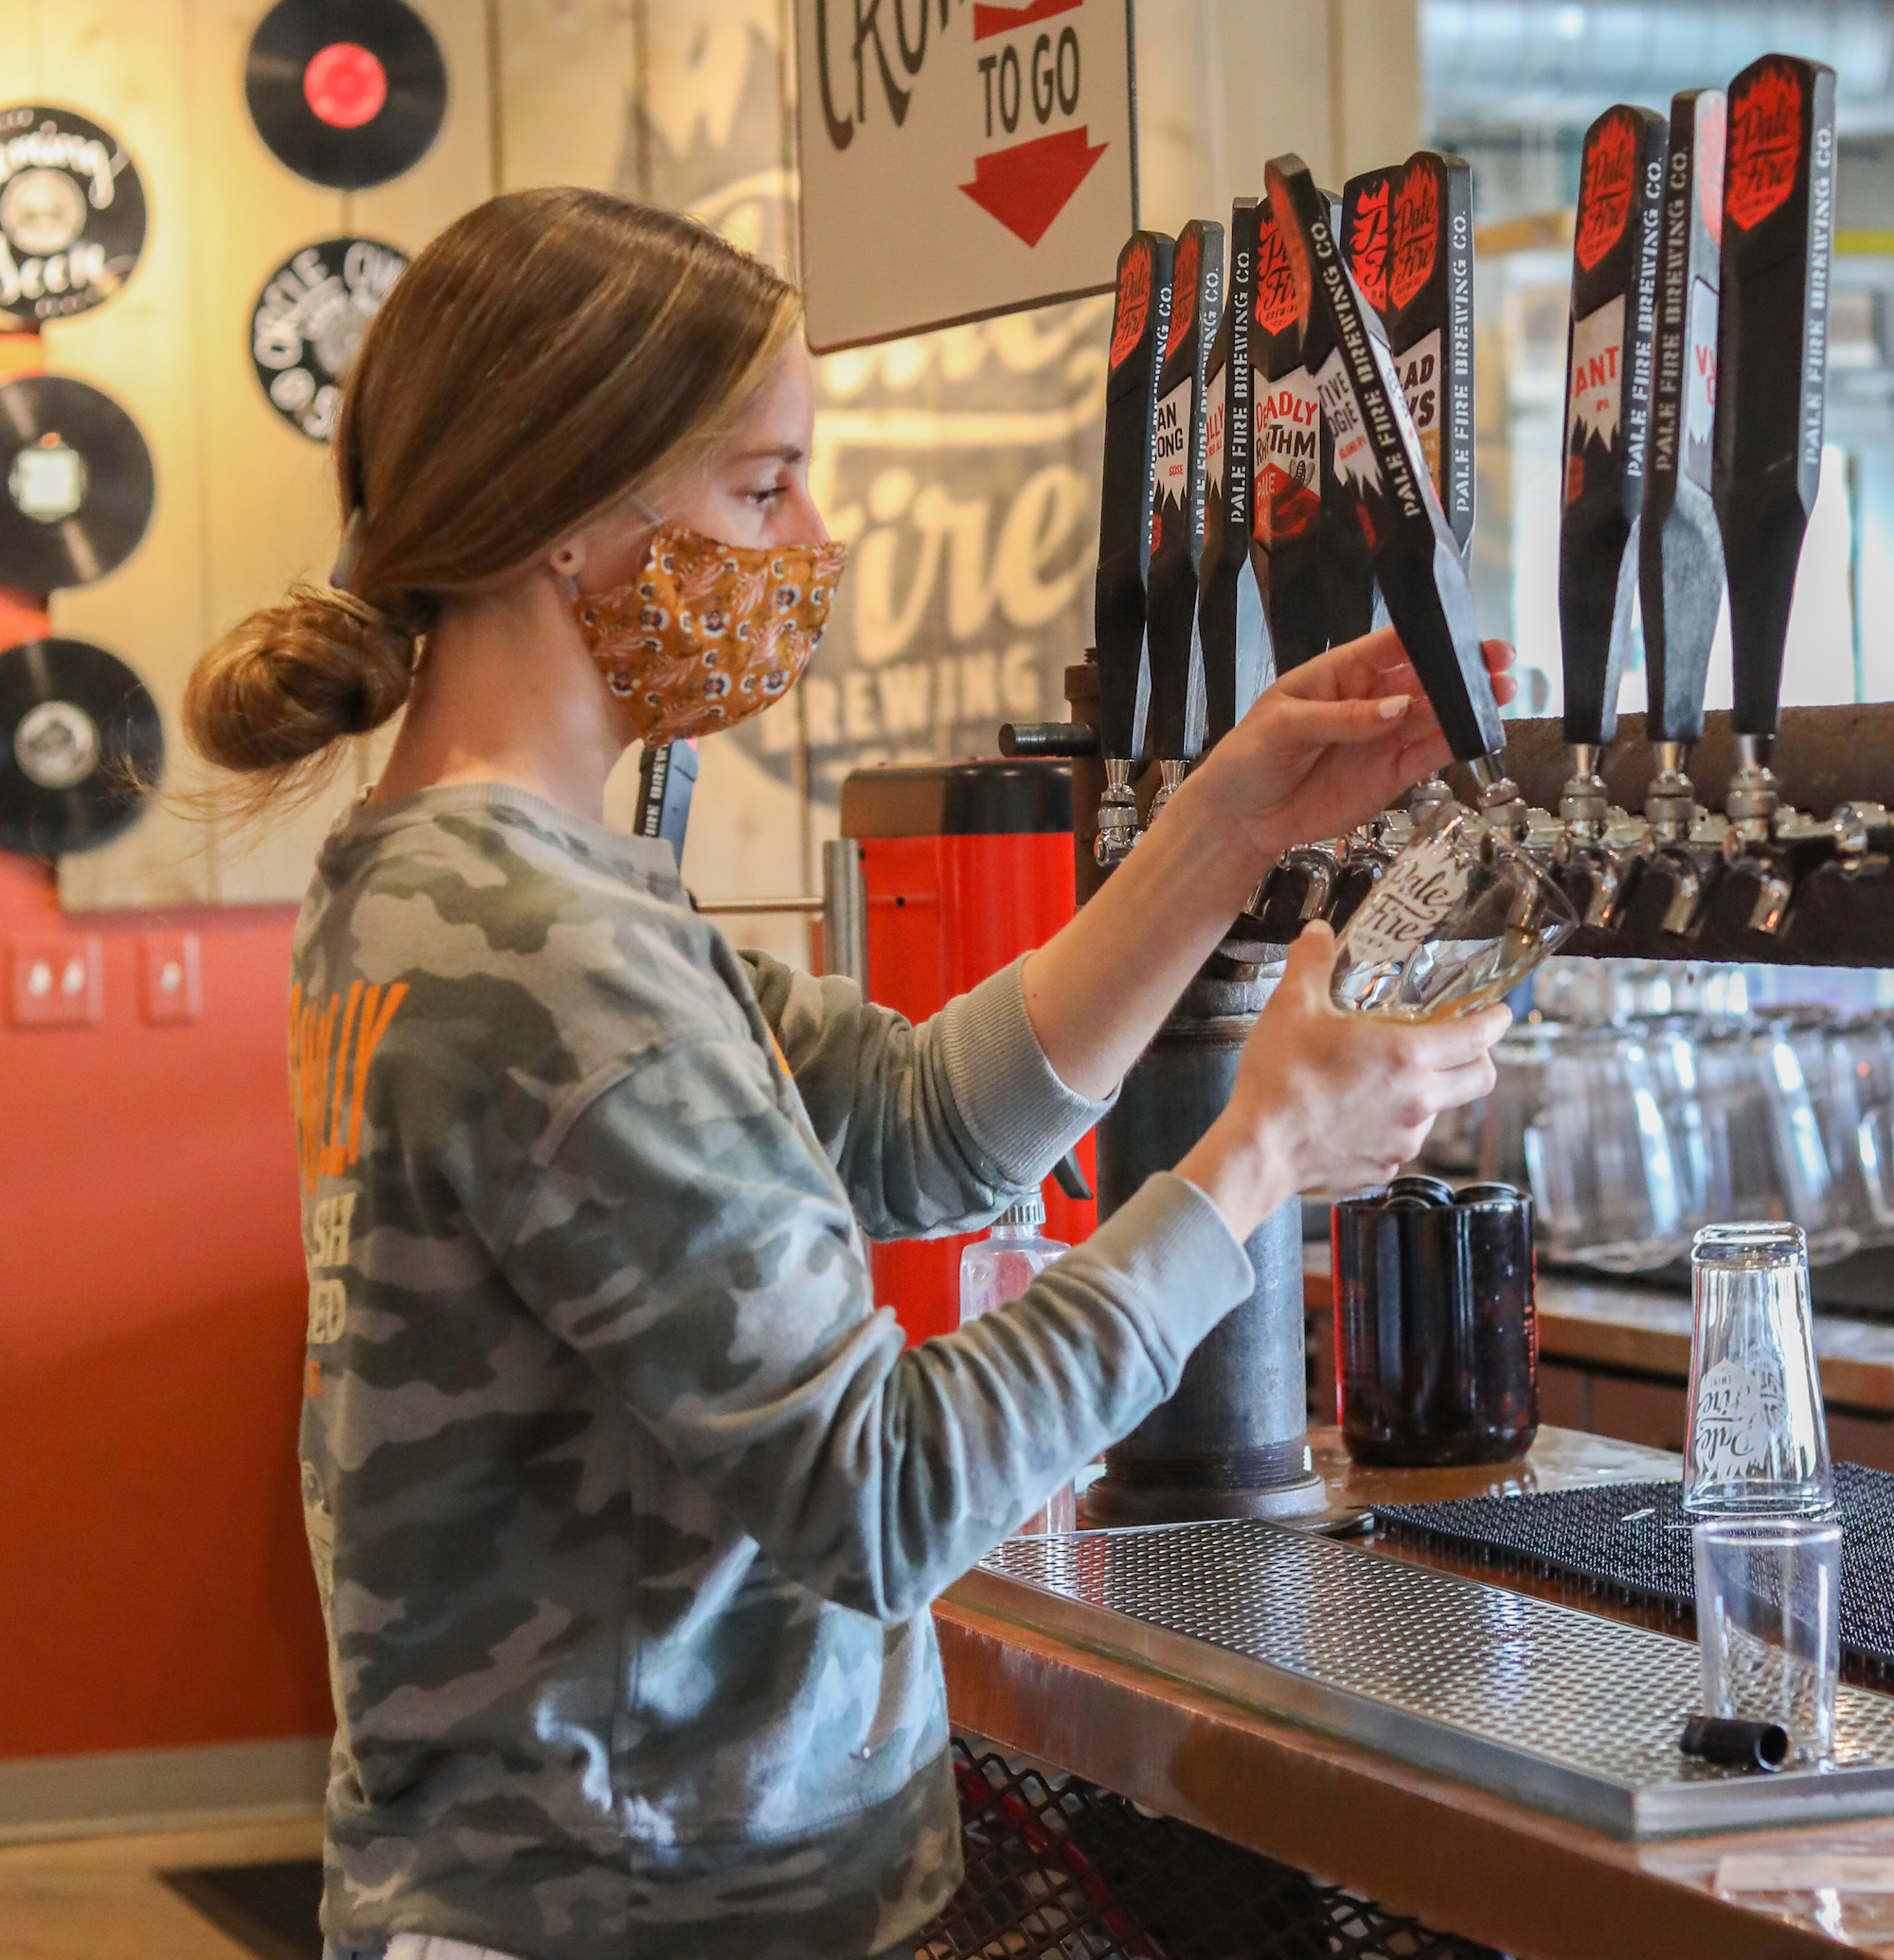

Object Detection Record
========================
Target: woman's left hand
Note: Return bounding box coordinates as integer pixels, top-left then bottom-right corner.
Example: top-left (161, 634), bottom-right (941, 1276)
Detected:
top-left (1179, 629), bottom-right (1517, 863)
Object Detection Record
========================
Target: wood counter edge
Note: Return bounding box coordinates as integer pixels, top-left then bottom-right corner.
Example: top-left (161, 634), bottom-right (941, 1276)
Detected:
top-left (935, 1587), bottom-right (1838, 1960)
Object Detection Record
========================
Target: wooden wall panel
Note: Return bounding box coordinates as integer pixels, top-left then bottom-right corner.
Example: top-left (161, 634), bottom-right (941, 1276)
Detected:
top-left (495, 0), bottom-right (633, 193)
top-left (38, 0), bottom-right (214, 909)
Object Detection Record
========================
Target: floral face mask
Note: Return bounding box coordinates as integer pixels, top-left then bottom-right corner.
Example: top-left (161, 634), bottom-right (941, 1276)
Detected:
top-left (571, 518), bottom-right (848, 745)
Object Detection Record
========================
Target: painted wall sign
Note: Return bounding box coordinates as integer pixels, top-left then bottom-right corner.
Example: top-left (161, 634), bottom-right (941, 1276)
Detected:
top-left (794, 0), bottom-right (1136, 351)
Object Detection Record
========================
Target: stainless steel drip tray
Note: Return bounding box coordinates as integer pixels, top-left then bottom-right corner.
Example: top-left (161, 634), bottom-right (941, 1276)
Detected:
top-left (963, 1518), bottom-right (1894, 1838)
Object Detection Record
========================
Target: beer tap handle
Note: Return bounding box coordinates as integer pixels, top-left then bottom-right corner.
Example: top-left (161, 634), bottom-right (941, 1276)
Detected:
top-left (1560, 104), bottom-right (1668, 764)
top-left (1714, 54), bottom-right (1836, 750)
top-left (1145, 219), bottom-right (1224, 820)
top-left (1251, 197), bottom-right (1327, 674)
top-left (1264, 154), bottom-right (1506, 770)
top-left (1093, 229), bottom-right (1176, 864)
top-left (1642, 90), bottom-right (1727, 755)
top-left (1199, 199), bottom-right (1269, 753)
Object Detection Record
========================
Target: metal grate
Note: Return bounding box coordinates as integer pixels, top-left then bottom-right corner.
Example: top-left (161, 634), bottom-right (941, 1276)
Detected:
top-left (971, 1520), bottom-right (1894, 1835)
top-left (920, 1736), bottom-right (1501, 1959)
top-left (1373, 1462), bottom-right (1894, 1679)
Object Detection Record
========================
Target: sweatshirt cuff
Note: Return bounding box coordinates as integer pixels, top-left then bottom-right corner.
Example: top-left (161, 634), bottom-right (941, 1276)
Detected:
top-left (932, 955), bottom-right (1116, 1186)
top-left (1066, 1171), bottom-right (1256, 1384)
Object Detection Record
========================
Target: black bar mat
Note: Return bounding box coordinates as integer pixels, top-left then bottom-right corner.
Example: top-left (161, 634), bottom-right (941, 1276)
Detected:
top-left (159, 1858), bottom-right (322, 1960)
top-left (1374, 1462), bottom-right (1894, 1680)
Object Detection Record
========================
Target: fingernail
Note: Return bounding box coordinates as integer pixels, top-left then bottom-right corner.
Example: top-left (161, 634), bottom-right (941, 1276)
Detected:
top-left (1377, 693), bottom-right (1409, 721)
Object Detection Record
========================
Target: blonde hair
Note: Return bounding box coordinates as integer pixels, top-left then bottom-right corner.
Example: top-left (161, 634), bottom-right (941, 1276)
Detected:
top-left (186, 187), bottom-right (801, 809)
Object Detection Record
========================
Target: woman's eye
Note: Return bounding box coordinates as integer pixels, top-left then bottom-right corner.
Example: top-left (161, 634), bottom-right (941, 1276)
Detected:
top-left (746, 484), bottom-right (788, 508)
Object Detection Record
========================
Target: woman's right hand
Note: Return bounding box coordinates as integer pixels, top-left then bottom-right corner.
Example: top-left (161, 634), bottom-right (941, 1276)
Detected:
top-left (1177, 922), bottom-right (1510, 1241)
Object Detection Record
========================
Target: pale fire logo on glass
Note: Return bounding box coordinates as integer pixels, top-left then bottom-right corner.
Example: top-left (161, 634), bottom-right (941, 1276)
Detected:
top-left (1341, 831), bottom-right (1469, 968)
top-left (1690, 1356), bottom-right (1788, 1479)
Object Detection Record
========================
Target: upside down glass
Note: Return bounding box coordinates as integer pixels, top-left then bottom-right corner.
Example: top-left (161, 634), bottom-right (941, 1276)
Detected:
top-left (1683, 1223), bottom-right (1832, 1516)
top-left (1330, 802), bottom-right (1580, 1020)
top-left (1693, 1517), bottom-right (1841, 1767)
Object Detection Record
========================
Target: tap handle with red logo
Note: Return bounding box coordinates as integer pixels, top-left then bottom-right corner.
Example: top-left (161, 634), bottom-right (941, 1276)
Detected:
top-left (1145, 218), bottom-right (1224, 770)
top-left (1198, 198), bottom-right (1270, 752)
top-left (1251, 194), bottom-right (1327, 672)
top-left (1346, 152), bottom-right (1476, 560)
top-left (1094, 229), bottom-right (1176, 768)
top-left (1714, 53), bottom-right (1836, 741)
top-left (1559, 103), bottom-right (1668, 752)
top-left (1641, 90), bottom-right (1727, 749)
top-left (1264, 152), bottom-right (1505, 764)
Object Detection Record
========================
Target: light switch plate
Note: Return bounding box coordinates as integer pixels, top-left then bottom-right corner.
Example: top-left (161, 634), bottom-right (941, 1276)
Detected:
top-left (140, 932), bottom-right (202, 1025)
top-left (9, 937), bottom-right (102, 1029)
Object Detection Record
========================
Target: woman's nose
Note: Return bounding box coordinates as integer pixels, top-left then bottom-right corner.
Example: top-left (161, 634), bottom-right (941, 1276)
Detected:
top-left (781, 486), bottom-right (830, 548)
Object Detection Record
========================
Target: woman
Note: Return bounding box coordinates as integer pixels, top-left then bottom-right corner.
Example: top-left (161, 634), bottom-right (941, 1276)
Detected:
top-left (187, 189), bottom-right (1512, 1960)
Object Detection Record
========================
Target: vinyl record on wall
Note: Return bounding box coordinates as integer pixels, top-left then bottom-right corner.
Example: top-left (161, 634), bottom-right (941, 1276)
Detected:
top-left (0, 375), bottom-right (155, 592)
top-left (245, 0), bottom-right (447, 190)
top-left (251, 237), bottom-right (408, 443)
top-left (0, 104), bottom-right (148, 329)
top-left (0, 637), bottom-right (163, 857)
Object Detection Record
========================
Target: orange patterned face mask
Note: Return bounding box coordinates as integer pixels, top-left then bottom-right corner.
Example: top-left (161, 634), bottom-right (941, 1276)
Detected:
top-left (572, 520), bottom-right (848, 745)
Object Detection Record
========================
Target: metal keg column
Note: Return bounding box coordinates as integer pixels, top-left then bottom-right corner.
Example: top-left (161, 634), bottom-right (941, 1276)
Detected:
top-left (1087, 971), bottom-right (1323, 1523)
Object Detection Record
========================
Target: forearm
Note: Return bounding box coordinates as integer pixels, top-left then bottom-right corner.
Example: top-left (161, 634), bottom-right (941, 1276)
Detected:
top-left (1019, 770), bottom-right (1277, 1101)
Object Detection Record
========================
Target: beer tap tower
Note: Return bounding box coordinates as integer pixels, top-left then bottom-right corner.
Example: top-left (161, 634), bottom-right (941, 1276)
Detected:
top-left (1555, 103), bottom-right (1668, 925)
top-left (1084, 198), bottom-right (1320, 1528)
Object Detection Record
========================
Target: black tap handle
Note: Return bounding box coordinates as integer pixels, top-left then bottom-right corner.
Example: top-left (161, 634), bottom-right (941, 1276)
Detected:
top-left (1714, 54), bottom-right (1836, 741)
top-left (1199, 198), bottom-right (1270, 752)
top-left (1251, 196), bottom-right (1328, 674)
top-left (1145, 219), bottom-right (1224, 767)
top-left (1315, 187), bottom-right (1381, 651)
top-left (1265, 152), bottom-right (1505, 763)
top-left (1347, 152), bottom-right (1476, 558)
top-left (1642, 90), bottom-right (1727, 748)
top-left (1093, 230), bottom-right (1176, 764)
top-left (1559, 103), bottom-right (1668, 751)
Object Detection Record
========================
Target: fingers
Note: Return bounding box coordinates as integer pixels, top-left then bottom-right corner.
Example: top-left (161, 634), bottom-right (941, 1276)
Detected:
top-left (1281, 918), bottom-right (1337, 995)
top-left (1429, 1053), bottom-right (1502, 1112)
top-left (1402, 1003), bottom-right (1513, 1069)
top-left (1274, 628), bottom-right (1405, 703)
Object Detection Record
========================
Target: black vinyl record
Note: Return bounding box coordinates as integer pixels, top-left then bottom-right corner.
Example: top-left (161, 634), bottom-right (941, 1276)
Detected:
top-left (0, 103), bottom-right (148, 328)
top-left (0, 375), bottom-right (155, 592)
top-left (0, 637), bottom-right (162, 856)
top-left (245, 0), bottom-right (447, 190)
top-left (251, 236), bottom-right (408, 442)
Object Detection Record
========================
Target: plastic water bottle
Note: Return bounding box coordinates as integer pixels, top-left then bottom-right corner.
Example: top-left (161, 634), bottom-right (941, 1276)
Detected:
top-left (959, 1189), bottom-right (1077, 1534)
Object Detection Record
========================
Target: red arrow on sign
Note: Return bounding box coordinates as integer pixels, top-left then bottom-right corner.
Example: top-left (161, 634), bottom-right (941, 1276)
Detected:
top-left (959, 125), bottom-right (1107, 247)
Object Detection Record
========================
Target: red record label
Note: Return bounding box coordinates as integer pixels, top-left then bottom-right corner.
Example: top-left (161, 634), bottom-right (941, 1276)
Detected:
top-left (1109, 237), bottom-right (1152, 369)
top-left (1347, 179), bottom-right (1390, 313)
top-left (1575, 109), bottom-right (1637, 272)
top-left (1387, 166), bottom-right (1439, 314)
top-left (304, 43), bottom-right (389, 131)
top-left (1698, 91), bottom-right (1727, 247)
top-left (1254, 219), bottom-right (1300, 337)
top-left (1726, 60), bottom-right (1802, 233)
top-left (1165, 228), bottom-right (1200, 362)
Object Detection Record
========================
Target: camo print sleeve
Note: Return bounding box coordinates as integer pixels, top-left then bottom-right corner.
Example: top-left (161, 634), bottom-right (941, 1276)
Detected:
top-left (741, 953), bottom-right (1110, 1241)
top-left (501, 1022), bottom-right (1246, 1619)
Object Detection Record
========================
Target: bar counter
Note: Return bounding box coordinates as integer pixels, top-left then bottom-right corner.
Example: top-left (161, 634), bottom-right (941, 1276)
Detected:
top-left (935, 1427), bottom-right (1894, 1958)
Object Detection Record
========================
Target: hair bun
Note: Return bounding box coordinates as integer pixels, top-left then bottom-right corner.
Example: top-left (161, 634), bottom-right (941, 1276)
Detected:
top-left (185, 582), bottom-right (416, 777)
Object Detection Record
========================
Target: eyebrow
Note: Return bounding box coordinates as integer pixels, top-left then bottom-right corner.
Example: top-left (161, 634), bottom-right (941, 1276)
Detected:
top-left (731, 442), bottom-right (805, 465)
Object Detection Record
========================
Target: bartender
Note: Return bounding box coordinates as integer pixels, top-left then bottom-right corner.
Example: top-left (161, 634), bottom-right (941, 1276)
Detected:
top-left (185, 187), bottom-right (1514, 1960)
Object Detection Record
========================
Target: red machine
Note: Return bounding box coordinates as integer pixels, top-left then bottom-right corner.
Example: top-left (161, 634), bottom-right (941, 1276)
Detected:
top-left (839, 759), bottom-right (1095, 1343)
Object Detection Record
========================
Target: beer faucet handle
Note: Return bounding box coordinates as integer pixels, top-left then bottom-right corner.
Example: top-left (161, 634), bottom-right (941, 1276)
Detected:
top-left (1095, 757), bottom-right (1140, 869)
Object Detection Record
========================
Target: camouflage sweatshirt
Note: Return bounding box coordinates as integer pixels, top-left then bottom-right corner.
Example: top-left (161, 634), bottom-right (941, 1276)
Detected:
top-left (291, 783), bottom-right (1254, 1960)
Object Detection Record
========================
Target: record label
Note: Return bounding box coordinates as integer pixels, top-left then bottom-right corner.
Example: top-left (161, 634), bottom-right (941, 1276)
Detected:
top-left (0, 104), bottom-right (147, 328)
top-left (252, 237), bottom-right (408, 443)
top-left (0, 636), bottom-right (162, 857)
top-left (246, 0), bottom-right (447, 191)
top-left (0, 375), bottom-right (155, 592)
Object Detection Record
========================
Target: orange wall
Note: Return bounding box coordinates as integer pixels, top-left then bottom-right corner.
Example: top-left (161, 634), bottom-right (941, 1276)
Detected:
top-left (0, 854), bottom-right (329, 1758)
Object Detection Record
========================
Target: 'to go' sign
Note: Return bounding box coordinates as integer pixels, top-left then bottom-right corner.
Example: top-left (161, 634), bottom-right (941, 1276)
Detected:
top-left (795, 0), bottom-right (1137, 351)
